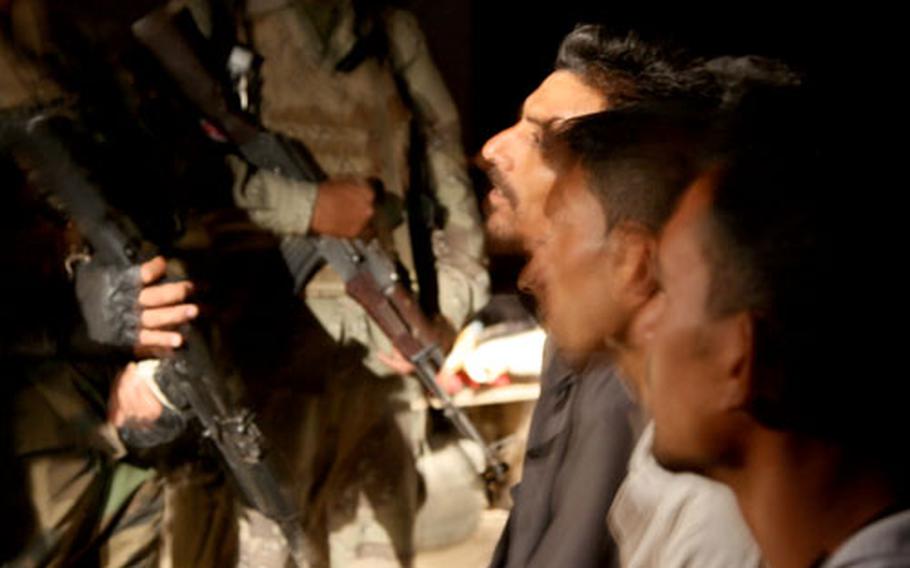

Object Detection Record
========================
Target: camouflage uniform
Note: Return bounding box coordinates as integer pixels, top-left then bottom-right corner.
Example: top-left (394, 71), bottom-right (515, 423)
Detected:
top-left (221, 0), bottom-right (490, 564)
top-left (4, 359), bottom-right (164, 568)
top-left (1, 25), bottom-right (233, 567)
top-left (1, 28), bottom-right (164, 567)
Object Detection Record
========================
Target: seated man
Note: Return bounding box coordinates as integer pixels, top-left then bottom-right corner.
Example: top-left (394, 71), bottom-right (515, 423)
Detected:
top-left (482, 25), bottom-right (717, 567)
top-left (522, 106), bottom-right (762, 567)
top-left (634, 89), bottom-right (910, 567)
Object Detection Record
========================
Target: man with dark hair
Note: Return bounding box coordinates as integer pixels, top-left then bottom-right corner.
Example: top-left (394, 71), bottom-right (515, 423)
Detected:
top-left (634, 90), bottom-right (910, 568)
top-left (553, 26), bottom-right (716, 108)
top-left (484, 25), bottom-right (741, 568)
top-left (522, 106), bottom-right (761, 567)
top-left (485, 25), bottom-right (712, 251)
top-left (526, 106), bottom-right (708, 353)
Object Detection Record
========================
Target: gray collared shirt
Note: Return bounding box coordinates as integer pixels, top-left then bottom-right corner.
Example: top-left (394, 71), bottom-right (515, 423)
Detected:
top-left (490, 346), bottom-right (643, 568)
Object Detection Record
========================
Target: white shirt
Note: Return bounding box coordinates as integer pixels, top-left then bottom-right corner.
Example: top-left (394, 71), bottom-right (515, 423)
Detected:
top-left (608, 423), bottom-right (762, 568)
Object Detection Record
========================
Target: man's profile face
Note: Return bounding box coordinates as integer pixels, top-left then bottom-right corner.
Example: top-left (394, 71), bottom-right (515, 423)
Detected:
top-left (634, 177), bottom-right (741, 473)
top-left (521, 164), bottom-right (620, 356)
top-left (482, 70), bottom-right (607, 250)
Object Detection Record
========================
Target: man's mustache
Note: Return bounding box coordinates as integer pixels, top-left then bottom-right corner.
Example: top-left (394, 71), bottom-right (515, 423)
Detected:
top-left (475, 154), bottom-right (518, 207)
top-left (488, 167), bottom-right (519, 207)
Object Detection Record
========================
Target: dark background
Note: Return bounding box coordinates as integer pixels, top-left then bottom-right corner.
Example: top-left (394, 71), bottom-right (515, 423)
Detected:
top-left (410, 1), bottom-right (867, 154)
top-left (403, 0), bottom-right (888, 291)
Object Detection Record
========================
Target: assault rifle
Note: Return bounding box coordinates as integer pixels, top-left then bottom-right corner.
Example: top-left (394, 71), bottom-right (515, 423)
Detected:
top-left (132, 8), bottom-right (508, 488)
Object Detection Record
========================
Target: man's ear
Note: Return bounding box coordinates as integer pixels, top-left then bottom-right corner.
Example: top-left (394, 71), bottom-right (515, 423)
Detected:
top-left (714, 312), bottom-right (755, 411)
top-left (608, 224), bottom-right (657, 309)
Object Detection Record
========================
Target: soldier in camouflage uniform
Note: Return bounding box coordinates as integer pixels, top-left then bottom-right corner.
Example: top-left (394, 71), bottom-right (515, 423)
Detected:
top-left (0, 158), bottom-right (171, 567)
top-left (193, 0), bottom-right (491, 565)
top-left (1, 6), bottom-right (232, 565)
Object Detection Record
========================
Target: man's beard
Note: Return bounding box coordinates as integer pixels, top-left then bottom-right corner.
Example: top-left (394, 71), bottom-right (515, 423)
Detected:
top-left (484, 210), bottom-right (522, 253)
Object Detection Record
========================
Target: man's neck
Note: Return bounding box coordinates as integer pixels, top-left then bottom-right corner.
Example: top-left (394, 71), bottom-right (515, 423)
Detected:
top-left (721, 431), bottom-right (897, 568)
top-left (613, 343), bottom-right (644, 400)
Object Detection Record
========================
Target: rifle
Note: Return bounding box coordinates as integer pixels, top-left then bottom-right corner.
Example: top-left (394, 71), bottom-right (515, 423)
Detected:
top-left (0, 116), bottom-right (314, 567)
top-left (132, 8), bottom-right (508, 488)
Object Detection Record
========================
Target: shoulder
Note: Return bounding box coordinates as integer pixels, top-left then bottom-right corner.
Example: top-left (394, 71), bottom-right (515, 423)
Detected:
top-left (382, 8), bottom-right (425, 69)
top-left (664, 475), bottom-right (760, 565)
top-left (616, 428), bottom-right (761, 566)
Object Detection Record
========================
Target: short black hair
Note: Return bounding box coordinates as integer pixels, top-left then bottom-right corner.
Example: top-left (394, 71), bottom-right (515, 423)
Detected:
top-left (701, 55), bottom-right (802, 108)
top-left (702, 87), bottom-right (904, 462)
top-left (554, 25), bottom-right (715, 106)
top-left (543, 104), bottom-right (711, 235)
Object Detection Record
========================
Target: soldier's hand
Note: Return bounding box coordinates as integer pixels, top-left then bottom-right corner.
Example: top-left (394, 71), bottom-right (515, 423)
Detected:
top-left (108, 362), bottom-right (164, 428)
top-left (310, 178), bottom-right (375, 238)
top-left (378, 350), bottom-right (465, 394)
top-left (135, 256), bottom-right (198, 353)
top-left (378, 348), bottom-right (416, 375)
top-left (435, 368), bottom-right (467, 395)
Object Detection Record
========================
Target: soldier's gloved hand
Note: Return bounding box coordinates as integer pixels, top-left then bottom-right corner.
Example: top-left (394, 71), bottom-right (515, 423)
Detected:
top-left (75, 255), bottom-right (198, 352)
top-left (74, 258), bottom-right (142, 348)
top-left (109, 360), bottom-right (188, 449)
top-left (310, 178), bottom-right (375, 238)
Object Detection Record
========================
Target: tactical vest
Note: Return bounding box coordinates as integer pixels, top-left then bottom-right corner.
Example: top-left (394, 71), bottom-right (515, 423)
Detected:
top-left (245, 0), bottom-right (418, 295)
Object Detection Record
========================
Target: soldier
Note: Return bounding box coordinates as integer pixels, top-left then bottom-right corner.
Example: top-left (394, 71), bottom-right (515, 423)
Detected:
top-left (183, 0), bottom-right (491, 565)
top-left (0, 129), bottom-right (189, 567)
top-left (1, 4), bottom-right (233, 564)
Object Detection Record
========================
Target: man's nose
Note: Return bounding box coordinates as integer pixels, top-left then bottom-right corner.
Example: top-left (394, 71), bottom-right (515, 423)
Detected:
top-left (481, 128), bottom-right (514, 172)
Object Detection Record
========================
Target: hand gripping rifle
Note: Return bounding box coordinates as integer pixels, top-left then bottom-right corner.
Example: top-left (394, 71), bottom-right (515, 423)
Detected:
top-left (0, 117), bottom-right (314, 567)
top-left (132, 8), bottom-right (508, 489)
